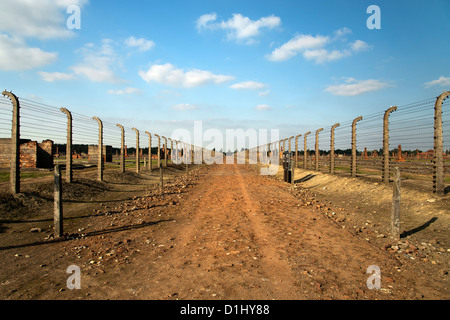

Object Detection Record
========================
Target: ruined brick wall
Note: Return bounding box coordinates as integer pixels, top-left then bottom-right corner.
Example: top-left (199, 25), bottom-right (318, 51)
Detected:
top-left (37, 140), bottom-right (53, 168)
top-left (0, 139), bottom-right (54, 169)
top-left (20, 140), bottom-right (38, 168)
top-left (0, 138), bottom-right (10, 168)
top-left (88, 145), bottom-right (113, 163)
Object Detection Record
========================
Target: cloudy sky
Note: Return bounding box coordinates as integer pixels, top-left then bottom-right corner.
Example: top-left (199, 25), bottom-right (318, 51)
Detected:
top-left (0, 0), bottom-right (449, 149)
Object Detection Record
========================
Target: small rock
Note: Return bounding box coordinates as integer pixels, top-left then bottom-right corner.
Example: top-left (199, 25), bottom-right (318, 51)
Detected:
top-left (30, 228), bottom-right (41, 233)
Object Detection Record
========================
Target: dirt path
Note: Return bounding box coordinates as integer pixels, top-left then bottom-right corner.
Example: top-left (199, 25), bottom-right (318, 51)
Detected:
top-left (0, 163), bottom-right (448, 300)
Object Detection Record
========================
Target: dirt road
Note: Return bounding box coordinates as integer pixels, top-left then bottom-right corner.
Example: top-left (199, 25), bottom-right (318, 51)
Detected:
top-left (0, 163), bottom-right (448, 300)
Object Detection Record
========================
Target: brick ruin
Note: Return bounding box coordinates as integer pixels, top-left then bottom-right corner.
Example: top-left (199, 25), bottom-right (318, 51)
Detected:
top-left (0, 138), bottom-right (53, 169)
top-left (87, 145), bottom-right (113, 163)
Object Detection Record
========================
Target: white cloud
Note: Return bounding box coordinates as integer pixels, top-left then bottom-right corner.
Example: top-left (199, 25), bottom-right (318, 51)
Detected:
top-left (325, 78), bottom-right (389, 96)
top-left (71, 39), bottom-right (124, 84)
top-left (266, 34), bottom-right (329, 61)
top-left (230, 81), bottom-right (266, 90)
top-left (139, 63), bottom-right (235, 88)
top-left (125, 36), bottom-right (155, 51)
top-left (267, 28), bottom-right (369, 64)
top-left (334, 27), bottom-right (352, 39)
top-left (197, 13), bottom-right (281, 44)
top-left (424, 76), bottom-right (450, 88)
top-left (196, 13), bottom-right (218, 30)
top-left (351, 40), bottom-right (370, 52)
top-left (38, 71), bottom-right (75, 82)
top-left (255, 104), bottom-right (271, 111)
top-left (108, 87), bottom-right (142, 95)
top-left (303, 48), bottom-right (351, 64)
top-left (171, 103), bottom-right (198, 111)
top-left (0, 0), bottom-right (88, 40)
top-left (0, 34), bottom-right (57, 71)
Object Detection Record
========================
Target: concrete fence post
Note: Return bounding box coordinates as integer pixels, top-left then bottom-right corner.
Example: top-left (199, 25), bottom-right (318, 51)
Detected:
top-left (132, 128), bottom-right (140, 173)
top-left (154, 134), bottom-right (161, 168)
top-left (278, 140), bottom-right (282, 160)
top-left (351, 116), bottom-right (363, 178)
top-left (434, 91), bottom-right (449, 196)
top-left (163, 136), bottom-right (168, 167)
top-left (93, 117), bottom-right (103, 181)
top-left (383, 106), bottom-right (397, 183)
top-left (288, 136), bottom-right (294, 155)
top-left (60, 108), bottom-right (73, 183)
top-left (116, 124), bottom-right (125, 173)
top-left (315, 128), bottom-right (323, 171)
top-left (145, 131), bottom-right (152, 171)
top-left (2, 91), bottom-right (20, 194)
top-left (330, 123), bottom-right (340, 174)
top-left (304, 131), bottom-right (311, 169)
top-left (54, 164), bottom-right (63, 238)
top-left (295, 134), bottom-right (301, 168)
top-left (168, 138), bottom-right (173, 164)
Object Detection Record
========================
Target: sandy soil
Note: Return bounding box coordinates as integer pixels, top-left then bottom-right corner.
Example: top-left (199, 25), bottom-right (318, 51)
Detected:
top-left (0, 162), bottom-right (448, 300)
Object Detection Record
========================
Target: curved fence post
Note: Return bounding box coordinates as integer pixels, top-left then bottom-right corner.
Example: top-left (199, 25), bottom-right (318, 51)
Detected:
top-left (2, 91), bottom-right (20, 194)
top-left (383, 106), bottom-right (397, 183)
top-left (116, 124), bottom-right (125, 173)
top-left (92, 117), bottom-right (103, 181)
top-left (351, 116), bottom-right (363, 178)
top-left (132, 128), bottom-right (140, 173)
top-left (330, 123), bottom-right (340, 174)
top-left (154, 134), bottom-right (161, 168)
top-left (315, 128), bottom-right (323, 171)
top-left (60, 108), bottom-right (73, 183)
top-left (145, 131), bottom-right (152, 171)
top-left (288, 136), bottom-right (294, 155)
top-left (168, 138), bottom-right (173, 164)
top-left (304, 131), bottom-right (311, 169)
top-left (162, 136), bottom-right (168, 167)
top-left (434, 91), bottom-right (449, 195)
top-left (295, 134), bottom-right (301, 168)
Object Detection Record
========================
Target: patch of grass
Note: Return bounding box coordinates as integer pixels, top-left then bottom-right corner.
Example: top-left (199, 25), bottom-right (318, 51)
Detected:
top-left (0, 170), bottom-right (52, 182)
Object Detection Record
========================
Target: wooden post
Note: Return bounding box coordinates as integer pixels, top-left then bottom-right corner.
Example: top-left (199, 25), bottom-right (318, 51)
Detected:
top-left (60, 108), bottom-right (73, 183)
top-left (2, 91), bottom-right (20, 194)
top-left (391, 167), bottom-right (401, 240)
top-left (54, 165), bottom-right (63, 238)
top-left (160, 166), bottom-right (163, 189)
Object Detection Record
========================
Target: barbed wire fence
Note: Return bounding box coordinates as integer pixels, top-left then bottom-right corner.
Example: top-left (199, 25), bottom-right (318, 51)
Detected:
top-left (0, 91), bottom-right (189, 194)
top-left (1, 90), bottom-right (449, 195)
top-left (271, 92), bottom-right (449, 195)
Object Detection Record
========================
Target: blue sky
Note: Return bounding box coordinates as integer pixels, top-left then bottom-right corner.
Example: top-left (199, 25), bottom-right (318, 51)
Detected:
top-left (0, 0), bottom-right (449, 150)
